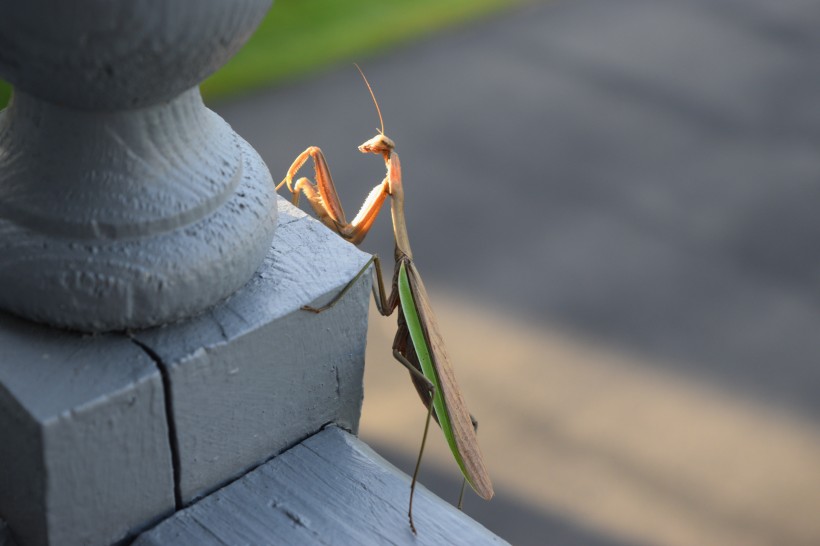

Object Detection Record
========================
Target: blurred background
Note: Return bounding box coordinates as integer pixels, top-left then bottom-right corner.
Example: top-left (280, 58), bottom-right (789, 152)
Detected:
top-left (5, 0), bottom-right (819, 544)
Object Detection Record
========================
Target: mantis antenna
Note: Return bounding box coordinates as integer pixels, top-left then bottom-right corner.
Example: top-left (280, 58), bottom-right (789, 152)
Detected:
top-left (354, 63), bottom-right (385, 135)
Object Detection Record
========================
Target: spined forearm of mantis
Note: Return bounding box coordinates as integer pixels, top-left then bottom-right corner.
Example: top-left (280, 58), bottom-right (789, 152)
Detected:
top-left (275, 66), bottom-right (493, 534)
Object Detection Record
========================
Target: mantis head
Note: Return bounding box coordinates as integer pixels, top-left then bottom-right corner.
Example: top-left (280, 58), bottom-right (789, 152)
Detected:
top-left (358, 133), bottom-right (395, 157)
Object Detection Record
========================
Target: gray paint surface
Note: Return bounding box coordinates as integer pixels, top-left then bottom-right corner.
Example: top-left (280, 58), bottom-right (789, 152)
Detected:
top-left (0, 0), bottom-right (272, 110)
top-left (0, 0), bottom-right (278, 331)
top-left (134, 426), bottom-right (507, 546)
top-left (0, 96), bottom-right (278, 331)
top-left (0, 197), bottom-right (377, 544)
top-left (0, 313), bottom-right (175, 546)
top-left (133, 198), bottom-right (373, 504)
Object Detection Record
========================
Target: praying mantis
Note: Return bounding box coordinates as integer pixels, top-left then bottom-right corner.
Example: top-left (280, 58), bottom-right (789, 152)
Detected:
top-left (275, 66), bottom-right (493, 533)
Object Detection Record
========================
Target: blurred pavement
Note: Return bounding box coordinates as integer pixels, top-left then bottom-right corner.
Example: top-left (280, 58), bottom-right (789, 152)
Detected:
top-left (216, 0), bottom-right (820, 544)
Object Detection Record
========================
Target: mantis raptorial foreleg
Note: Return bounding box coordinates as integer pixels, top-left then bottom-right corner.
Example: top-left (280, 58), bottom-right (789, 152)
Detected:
top-left (277, 146), bottom-right (390, 245)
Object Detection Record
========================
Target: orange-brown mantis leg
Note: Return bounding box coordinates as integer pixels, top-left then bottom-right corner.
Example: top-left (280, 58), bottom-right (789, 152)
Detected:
top-left (276, 147), bottom-right (390, 245)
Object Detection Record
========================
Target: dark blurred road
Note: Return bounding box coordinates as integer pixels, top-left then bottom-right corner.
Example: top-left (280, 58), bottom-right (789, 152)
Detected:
top-left (216, 1), bottom-right (820, 544)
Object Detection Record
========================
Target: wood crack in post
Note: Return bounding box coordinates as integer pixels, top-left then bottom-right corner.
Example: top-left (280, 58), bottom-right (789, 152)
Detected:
top-left (128, 336), bottom-right (183, 510)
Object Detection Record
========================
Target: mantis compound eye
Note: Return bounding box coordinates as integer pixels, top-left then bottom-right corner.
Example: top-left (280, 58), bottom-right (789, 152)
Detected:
top-left (380, 135), bottom-right (396, 151)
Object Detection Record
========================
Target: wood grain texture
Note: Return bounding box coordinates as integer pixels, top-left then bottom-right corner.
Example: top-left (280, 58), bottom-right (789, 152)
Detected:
top-left (0, 90), bottom-right (278, 332)
top-left (134, 427), bottom-right (507, 546)
top-left (0, 0), bottom-right (276, 331)
top-left (0, 311), bottom-right (175, 546)
top-left (133, 199), bottom-right (373, 504)
top-left (0, 0), bottom-right (272, 110)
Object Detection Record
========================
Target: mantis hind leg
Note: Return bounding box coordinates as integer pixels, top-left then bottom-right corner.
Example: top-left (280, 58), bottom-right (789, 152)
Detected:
top-left (392, 349), bottom-right (436, 535)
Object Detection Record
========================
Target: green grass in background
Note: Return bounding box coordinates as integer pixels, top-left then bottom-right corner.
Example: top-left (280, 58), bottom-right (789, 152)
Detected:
top-left (200, 0), bottom-right (517, 102)
top-left (0, 0), bottom-right (516, 109)
top-left (0, 84), bottom-right (10, 109)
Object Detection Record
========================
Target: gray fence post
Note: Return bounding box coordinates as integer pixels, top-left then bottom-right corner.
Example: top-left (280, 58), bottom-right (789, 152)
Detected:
top-left (0, 0), bottom-right (277, 331)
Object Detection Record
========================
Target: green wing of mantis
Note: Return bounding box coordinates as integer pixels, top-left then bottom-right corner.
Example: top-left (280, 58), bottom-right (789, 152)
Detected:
top-left (398, 261), bottom-right (494, 500)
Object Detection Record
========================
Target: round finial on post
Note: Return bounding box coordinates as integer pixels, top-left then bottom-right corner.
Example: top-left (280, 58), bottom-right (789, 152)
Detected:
top-left (0, 0), bottom-right (277, 332)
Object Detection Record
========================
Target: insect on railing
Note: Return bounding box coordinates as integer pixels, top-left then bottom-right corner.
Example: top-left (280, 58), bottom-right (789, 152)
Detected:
top-left (275, 65), bottom-right (494, 534)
